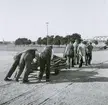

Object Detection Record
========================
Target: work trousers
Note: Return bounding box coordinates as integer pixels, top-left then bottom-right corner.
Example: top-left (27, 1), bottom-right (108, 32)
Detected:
top-left (5, 58), bottom-right (20, 78)
top-left (38, 57), bottom-right (51, 80)
top-left (15, 53), bottom-right (33, 82)
top-left (67, 55), bottom-right (74, 68)
top-left (86, 53), bottom-right (92, 65)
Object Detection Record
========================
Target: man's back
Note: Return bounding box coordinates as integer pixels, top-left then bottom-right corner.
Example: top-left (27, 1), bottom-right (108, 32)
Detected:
top-left (78, 43), bottom-right (86, 56)
top-left (66, 43), bottom-right (74, 56)
top-left (40, 46), bottom-right (52, 59)
top-left (87, 44), bottom-right (93, 53)
top-left (73, 41), bottom-right (78, 52)
top-left (65, 43), bottom-right (74, 56)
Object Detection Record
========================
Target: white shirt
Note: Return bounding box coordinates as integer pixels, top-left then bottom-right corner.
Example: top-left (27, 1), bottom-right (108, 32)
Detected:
top-left (77, 43), bottom-right (86, 56)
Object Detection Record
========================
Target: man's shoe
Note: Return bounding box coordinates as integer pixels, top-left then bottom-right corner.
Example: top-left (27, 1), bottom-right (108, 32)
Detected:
top-left (15, 79), bottom-right (19, 82)
top-left (4, 77), bottom-right (12, 81)
top-left (72, 65), bottom-right (74, 67)
top-left (46, 79), bottom-right (51, 82)
top-left (37, 79), bottom-right (41, 83)
top-left (22, 80), bottom-right (29, 83)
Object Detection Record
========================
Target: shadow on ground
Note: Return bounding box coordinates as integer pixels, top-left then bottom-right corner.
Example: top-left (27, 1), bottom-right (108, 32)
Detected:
top-left (28, 70), bottom-right (108, 84)
top-left (73, 63), bottom-right (108, 69)
top-left (91, 63), bottom-right (108, 69)
top-left (50, 70), bottom-right (108, 83)
top-left (20, 63), bottom-right (108, 84)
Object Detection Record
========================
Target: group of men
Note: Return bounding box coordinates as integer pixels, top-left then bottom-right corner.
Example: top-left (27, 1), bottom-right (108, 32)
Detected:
top-left (4, 46), bottom-right (53, 83)
top-left (4, 40), bottom-right (93, 83)
top-left (64, 40), bottom-right (93, 68)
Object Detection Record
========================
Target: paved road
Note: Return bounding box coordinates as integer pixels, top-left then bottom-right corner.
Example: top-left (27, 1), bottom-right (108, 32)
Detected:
top-left (0, 51), bottom-right (108, 105)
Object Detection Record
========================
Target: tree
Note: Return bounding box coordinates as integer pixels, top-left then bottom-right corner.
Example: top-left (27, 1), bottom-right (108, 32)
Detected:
top-left (36, 33), bottom-right (82, 46)
top-left (93, 40), bottom-right (98, 45)
top-left (64, 33), bottom-right (81, 44)
top-left (71, 33), bottom-right (81, 43)
top-left (53, 35), bottom-right (61, 46)
top-left (37, 37), bottom-right (42, 46)
top-left (65, 35), bottom-right (71, 44)
top-left (83, 40), bottom-right (88, 45)
top-left (47, 35), bottom-right (54, 45)
top-left (105, 40), bottom-right (108, 45)
top-left (41, 37), bottom-right (47, 45)
top-left (15, 38), bottom-right (32, 45)
top-left (27, 40), bottom-right (32, 45)
top-left (59, 36), bottom-right (66, 45)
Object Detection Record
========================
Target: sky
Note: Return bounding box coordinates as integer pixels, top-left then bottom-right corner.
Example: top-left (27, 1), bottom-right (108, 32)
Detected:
top-left (0, 0), bottom-right (108, 41)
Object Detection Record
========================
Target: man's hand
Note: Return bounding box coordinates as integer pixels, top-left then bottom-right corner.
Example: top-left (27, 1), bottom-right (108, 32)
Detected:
top-left (33, 58), bottom-right (37, 63)
top-left (63, 53), bottom-right (67, 58)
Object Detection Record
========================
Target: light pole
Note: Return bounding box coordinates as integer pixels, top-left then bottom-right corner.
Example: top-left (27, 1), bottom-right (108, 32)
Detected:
top-left (46, 22), bottom-right (49, 45)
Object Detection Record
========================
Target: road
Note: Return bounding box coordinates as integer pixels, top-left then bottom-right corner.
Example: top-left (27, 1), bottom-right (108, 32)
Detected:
top-left (0, 50), bottom-right (108, 105)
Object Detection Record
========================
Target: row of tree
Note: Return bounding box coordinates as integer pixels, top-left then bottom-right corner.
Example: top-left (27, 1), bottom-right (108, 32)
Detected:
top-left (14, 33), bottom-right (108, 46)
top-left (37, 33), bottom-right (82, 45)
top-left (14, 33), bottom-right (82, 45)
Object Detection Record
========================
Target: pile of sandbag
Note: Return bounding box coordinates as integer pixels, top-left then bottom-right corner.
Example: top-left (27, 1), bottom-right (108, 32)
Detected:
top-left (31, 55), bottom-right (67, 75)
top-left (50, 55), bottom-right (67, 74)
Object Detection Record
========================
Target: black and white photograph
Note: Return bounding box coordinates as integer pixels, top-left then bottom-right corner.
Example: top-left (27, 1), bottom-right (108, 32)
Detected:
top-left (0, 0), bottom-right (108, 105)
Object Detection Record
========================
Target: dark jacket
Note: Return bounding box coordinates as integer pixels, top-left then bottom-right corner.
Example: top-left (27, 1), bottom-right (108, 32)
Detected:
top-left (14, 53), bottom-right (22, 61)
top-left (65, 43), bottom-right (74, 57)
top-left (40, 46), bottom-right (52, 59)
top-left (87, 45), bottom-right (93, 54)
top-left (26, 49), bottom-right (36, 58)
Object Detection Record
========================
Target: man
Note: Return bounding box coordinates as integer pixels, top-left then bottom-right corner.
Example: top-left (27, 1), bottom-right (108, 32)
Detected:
top-left (4, 52), bottom-right (23, 81)
top-left (4, 49), bottom-right (38, 82)
top-left (73, 39), bottom-right (79, 65)
top-left (15, 49), bottom-right (38, 83)
top-left (77, 40), bottom-right (87, 67)
top-left (31, 51), bottom-right (40, 71)
top-left (86, 42), bottom-right (93, 65)
top-left (38, 46), bottom-right (53, 82)
top-left (64, 41), bottom-right (74, 68)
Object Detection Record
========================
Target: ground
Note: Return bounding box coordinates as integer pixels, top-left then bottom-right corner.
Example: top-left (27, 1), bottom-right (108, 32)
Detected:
top-left (0, 50), bottom-right (108, 105)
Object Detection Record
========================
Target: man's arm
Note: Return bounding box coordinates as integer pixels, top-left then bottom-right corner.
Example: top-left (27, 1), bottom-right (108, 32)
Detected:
top-left (51, 49), bottom-right (54, 60)
top-left (64, 44), bottom-right (69, 54)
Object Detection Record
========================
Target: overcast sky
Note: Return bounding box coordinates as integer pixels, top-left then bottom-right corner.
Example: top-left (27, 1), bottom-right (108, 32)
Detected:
top-left (0, 0), bottom-right (108, 41)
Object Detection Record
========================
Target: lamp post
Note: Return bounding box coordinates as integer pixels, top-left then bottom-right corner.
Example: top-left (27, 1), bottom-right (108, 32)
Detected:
top-left (46, 22), bottom-right (49, 45)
